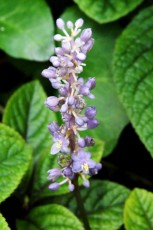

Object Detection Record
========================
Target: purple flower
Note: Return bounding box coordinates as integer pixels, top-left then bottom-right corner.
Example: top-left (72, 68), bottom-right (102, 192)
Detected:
top-left (78, 138), bottom-right (86, 148)
top-left (82, 179), bottom-right (90, 188)
top-left (48, 122), bottom-right (59, 135)
top-left (68, 183), bottom-right (75, 191)
top-left (89, 163), bottom-right (102, 175)
top-left (51, 132), bottom-right (69, 154)
top-left (72, 150), bottom-right (96, 174)
top-left (48, 168), bottom-right (62, 181)
top-left (85, 107), bottom-right (96, 119)
top-left (84, 136), bottom-right (95, 146)
top-left (87, 119), bottom-right (99, 129)
top-left (62, 167), bottom-right (74, 180)
top-left (49, 182), bottom-right (60, 191)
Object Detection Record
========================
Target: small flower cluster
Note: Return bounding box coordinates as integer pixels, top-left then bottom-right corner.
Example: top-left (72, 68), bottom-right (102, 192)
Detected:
top-left (42, 18), bottom-right (102, 191)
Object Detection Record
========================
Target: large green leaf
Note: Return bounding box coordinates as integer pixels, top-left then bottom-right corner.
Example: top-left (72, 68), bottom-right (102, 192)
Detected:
top-left (3, 80), bottom-right (56, 157)
top-left (0, 213), bottom-right (10, 230)
top-left (124, 188), bottom-right (153, 230)
top-left (53, 180), bottom-right (130, 230)
top-left (32, 139), bottom-right (104, 199)
top-left (113, 6), bottom-right (153, 157)
top-left (61, 7), bottom-right (128, 156)
top-left (16, 204), bottom-right (84, 230)
top-left (73, 0), bottom-right (143, 24)
top-left (0, 135), bottom-right (32, 203)
top-left (0, 0), bottom-right (54, 61)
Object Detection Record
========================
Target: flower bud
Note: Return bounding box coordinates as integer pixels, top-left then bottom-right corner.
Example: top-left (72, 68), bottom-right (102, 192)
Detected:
top-left (45, 96), bottom-right (59, 108)
top-left (41, 67), bottom-right (56, 79)
top-left (85, 77), bottom-right (96, 90)
top-left (59, 86), bottom-right (68, 97)
top-left (55, 47), bottom-right (64, 56)
top-left (85, 136), bottom-right (95, 146)
top-left (54, 34), bottom-right (63, 41)
top-left (60, 103), bottom-right (68, 113)
top-left (67, 20), bottom-right (73, 29)
top-left (56, 18), bottom-right (65, 30)
top-left (62, 167), bottom-right (74, 180)
top-left (49, 182), bottom-right (60, 190)
top-left (75, 18), bottom-right (84, 28)
top-left (50, 56), bottom-right (60, 67)
top-left (75, 116), bottom-right (84, 126)
top-left (48, 122), bottom-right (59, 135)
top-left (82, 179), bottom-right (90, 188)
top-left (87, 119), bottom-right (99, 129)
top-left (68, 96), bottom-right (75, 105)
top-left (77, 52), bottom-right (86, 61)
top-left (80, 86), bottom-right (90, 96)
top-left (82, 38), bottom-right (94, 52)
top-left (48, 168), bottom-right (61, 181)
top-left (80, 28), bottom-right (92, 42)
top-left (85, 107), bottom-right (96, 119)
top-left (68, 183), bottom-right (75, 192)
top-left (78, 138), bottom-right (86, 148)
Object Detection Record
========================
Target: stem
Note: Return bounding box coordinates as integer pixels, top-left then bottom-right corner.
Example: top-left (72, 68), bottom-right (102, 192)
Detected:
top-left (73, 175), bottom-right (91, 230)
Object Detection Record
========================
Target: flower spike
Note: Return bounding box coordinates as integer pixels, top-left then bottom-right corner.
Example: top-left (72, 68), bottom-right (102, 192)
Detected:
top-left (42, 18), bottom-right (102, 191)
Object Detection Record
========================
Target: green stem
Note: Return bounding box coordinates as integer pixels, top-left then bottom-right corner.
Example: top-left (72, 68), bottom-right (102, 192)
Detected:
top-left (73, 175), bottom-right (91, 230)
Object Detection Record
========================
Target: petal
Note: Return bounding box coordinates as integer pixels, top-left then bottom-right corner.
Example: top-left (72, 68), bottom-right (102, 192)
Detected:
top-left (71, 153), bottom-right (78, 161)
top-left (72, 162), bottom-right (82, 172)
top-left (78, 149), bottom-right (86, 159)
top-left (51, 143), bottom-right (60, 155)
top-left (88, 159), bottom-right (96, 168)
top-left (86, 151), bottom-right (91, 159)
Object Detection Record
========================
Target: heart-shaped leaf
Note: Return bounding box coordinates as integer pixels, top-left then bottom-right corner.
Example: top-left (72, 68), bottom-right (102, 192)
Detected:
top-left (0, 134), bottom-right (32, 203)
top-left (124, 188), bottom-right (153, 230)
top-left (114, 6), bottom-right (153, 157)
top-left (0, 0), bottom-right (54, 61)
top-left (16, 204), bottom-right (84, 230)
top-left (73, 0), bottom-right (143, 24)
top-left (53, 180), bottom-right (130, 230)
top-left (3, 80), bottom-right (56, 157)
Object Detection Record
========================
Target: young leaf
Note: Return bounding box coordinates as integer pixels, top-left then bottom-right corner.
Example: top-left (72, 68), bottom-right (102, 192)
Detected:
top-left (124, 188), bottom-right (153, 230)
top-left (0, 0), bottom-right (54, 61)
top-left (53, 180), bottom-right (130, 230)
top-left (61, 6), bottom-right (128, 156)
top-left (3, 80), bottom-right (56, 157)
top-left (0, 135), bottom-right (32, 203)
top-left (0, 213), bottom-right (10, 230)
top-left (32, 139), bottom-right (104, 198)
top-left (16, 204), bottom-right (84, 230)
top-left (114, 6), bottom-right (153, 157)
top-left (73, 0), bottom-right (143, 24)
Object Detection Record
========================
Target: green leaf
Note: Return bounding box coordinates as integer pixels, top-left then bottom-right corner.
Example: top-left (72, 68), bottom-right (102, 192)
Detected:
top-left (61, 6), bottom-right (128, 156)
top-left (124, 188), bottom-right (153, 230)
top-left (0, 213), bottom-right (10, 230)
top-left (16, 204), bottom-right (84, 230)
top-left (32, 138), bottom-right (104, 198)
top-left (3, 80), bottom-right (56, 157)
top-left (73, 0), bottom-right (143, 24)
top-left (0, 0), bottom-right (54, 61)
top-left (113, 6), bottom-right (153, 157)
top-left (0, 135), bottom-right (32, 203)
top-left (53, 180), bottom-right (130, 230)
top-left (0, 123), bottom-right (22, 140)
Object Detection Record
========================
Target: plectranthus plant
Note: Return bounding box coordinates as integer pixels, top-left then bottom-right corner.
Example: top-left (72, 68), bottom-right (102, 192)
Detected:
top-left (41, 18), bottom-right (102, 192)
